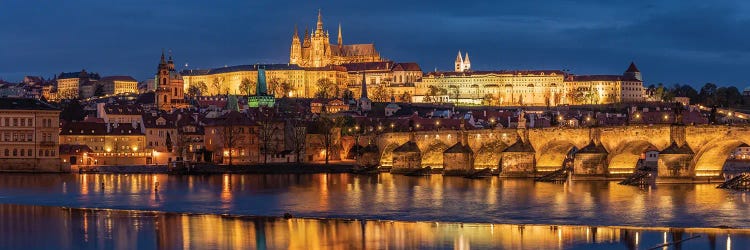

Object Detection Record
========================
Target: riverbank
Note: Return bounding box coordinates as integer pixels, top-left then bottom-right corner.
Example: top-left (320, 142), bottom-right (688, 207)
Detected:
top-left (76, 162), bottom-right (356, 174)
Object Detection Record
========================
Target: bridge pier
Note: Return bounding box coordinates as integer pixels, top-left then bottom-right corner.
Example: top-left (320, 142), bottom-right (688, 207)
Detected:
top-left (390, 141), bottom-right (422, 174)
top-left (499, 140), bottom-right (536, 177)
top-left (443, 141), bottom-right (474, 176)
top-left (571, 141), bottom-right (612, 180)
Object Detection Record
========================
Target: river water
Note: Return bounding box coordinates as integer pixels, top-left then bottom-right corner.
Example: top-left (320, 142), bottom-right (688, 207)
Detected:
top-left (1, 173), bottom-right (749, 249)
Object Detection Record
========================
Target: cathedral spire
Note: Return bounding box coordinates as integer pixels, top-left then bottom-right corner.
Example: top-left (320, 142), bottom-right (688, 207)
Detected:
top-left (303, 26), bottom-right (310, 47)
top-left (316, 9), bottom-right (324, 35)
top-left (455, 51), bottom-right (464, 72)
top-left (463, 52), bottom-right (471, 71)
top-left (360, 71), bottom-right (368, 99)
top-left (293, 24), bottom-right (299, 40)
top-left (337, 23), bottom-right (343, 46)
top-left (160, 49), bottom-right (166, 65)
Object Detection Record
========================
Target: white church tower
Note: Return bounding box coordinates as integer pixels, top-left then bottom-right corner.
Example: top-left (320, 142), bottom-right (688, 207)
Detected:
top-left (454, 51), bottom-right (471, 72)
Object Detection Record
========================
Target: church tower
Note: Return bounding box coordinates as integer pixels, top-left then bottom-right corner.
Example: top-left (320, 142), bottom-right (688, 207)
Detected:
top-left (290, 25), bottom-right (302, 65)
top-left (454, 51), bottom-right (464, 72)
top-left (359, 71), bottom-right (372, 112)
top-left (155, 51), bottom-right (184, 111)
top-left (463, 52), bottom-right (471, 72)
top-left (337, 23), bottom-right (343, 49)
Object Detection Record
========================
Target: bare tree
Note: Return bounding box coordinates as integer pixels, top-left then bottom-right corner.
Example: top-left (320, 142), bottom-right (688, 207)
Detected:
top-left (257, 109), bottom-right (278, 164)
top-left (372, 84), bottom-right (389, 102)
top-left (315, 78), bottom-right (337, 99)
top-left (222, 124), bottom-right (243, 166)
top-left (211, 78), bottom-right (221, 96)
top-left (288, 119), bottom-right (307, 163)
top-left (239, 78), bottom-right (255, 96)
top-left (316, 114), bottom-right (344, 164)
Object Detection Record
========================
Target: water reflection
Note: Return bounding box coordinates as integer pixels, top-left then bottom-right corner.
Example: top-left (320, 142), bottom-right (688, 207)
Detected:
top-left (0, 173), bottom-right (750, 228)
top-left (0, 204), bottom-right (745, 250)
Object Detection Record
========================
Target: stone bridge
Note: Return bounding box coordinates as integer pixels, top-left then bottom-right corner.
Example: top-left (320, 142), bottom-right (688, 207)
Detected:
top-left (366, 125), bottom-right (750, 181)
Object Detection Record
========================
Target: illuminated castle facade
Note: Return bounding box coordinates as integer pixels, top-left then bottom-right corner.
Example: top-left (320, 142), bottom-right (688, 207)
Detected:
top-left (290, 10), bottom-right (383, 67)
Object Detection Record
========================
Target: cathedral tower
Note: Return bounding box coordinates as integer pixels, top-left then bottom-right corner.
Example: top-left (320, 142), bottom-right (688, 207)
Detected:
top-left (454, 51), bottom-right (464, 72)
top-left (290, 25), bottom-right (302, 65)
top-left (463, 52), bottom-right (471, 72)
top-left (337, 23), bottom-right (343, 49)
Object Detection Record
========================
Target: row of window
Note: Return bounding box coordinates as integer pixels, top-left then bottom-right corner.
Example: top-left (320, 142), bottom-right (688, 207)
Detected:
top-left (2, 132), bottom-right (33, 142)
top-left (0, 117), bottom-right (55, 128)
top-left (2, 148), bottom-right (55, 158)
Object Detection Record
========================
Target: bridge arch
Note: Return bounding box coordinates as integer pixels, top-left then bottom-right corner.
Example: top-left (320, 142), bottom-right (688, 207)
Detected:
top-left (535, 139), bottom-right (579, 170)
top-left (692, 139), bottom-right (749, 177)
top-left (421, 141), bottom-right (449, 168)
top-left (607, 140), bottom-right (661, 174)
top-left (379, 143), bottom-right (400, 167)
top-left (474, 140), bottom-right (507, 170)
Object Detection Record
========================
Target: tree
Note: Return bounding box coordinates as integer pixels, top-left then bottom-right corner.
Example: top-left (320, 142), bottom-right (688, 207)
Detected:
top-left (196, 81), bottom-right (208, 96)
top-left (287, 119), bottom-right (307, 163)
top-left (724, 86), bottom-right (743, 107)
top-left (315, 114), bottom-right (344, 164)
top-left (211, 78), bottom-right (221, 96)
top-left (482, 94), bottom-right (495, 106)
top-left (448, 86), bottom-right (460, 103)
top-left (222, 125), bottom-right (241, 166)
top-left (279, 81), bottom-right (294, 98)
top-left (239, 78), bottom-right (255, 96)
top-left (165, 132), bottom-right (173, 153)
top-left (342, 89), bottom-right (354, 102)
top-left (314, 78), bottom-right (337, 99)
top-left (258, 109), bottom-right (278, 164)
top-left (94, 84), bottom-right (105, 97)
top-left (699, 83), bottom-right (718, 106)
top-left (372, 84), bottom-right (389, 102)
top-left (399, 91), bottom-right (412, 103)
top-left (60, 100), bottom-right (86, 122)
top-left (187, 85), bottom-right (201, 97)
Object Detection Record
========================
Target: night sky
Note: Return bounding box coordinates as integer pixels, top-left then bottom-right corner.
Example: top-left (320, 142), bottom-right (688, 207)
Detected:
top-left (1, 0), bottom-right (749, 88)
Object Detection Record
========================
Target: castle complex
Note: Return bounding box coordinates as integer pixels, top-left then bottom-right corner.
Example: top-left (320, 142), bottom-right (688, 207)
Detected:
top-left (290, 10), bottom-right (383, 67)
top-left (180, 10), bottom-right (645, 106)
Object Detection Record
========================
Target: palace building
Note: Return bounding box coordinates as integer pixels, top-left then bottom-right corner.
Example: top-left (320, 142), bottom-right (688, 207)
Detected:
top-left (290, 10), bottom-right (383, 67)
top-left (414, 55), bottom-right (644, 105)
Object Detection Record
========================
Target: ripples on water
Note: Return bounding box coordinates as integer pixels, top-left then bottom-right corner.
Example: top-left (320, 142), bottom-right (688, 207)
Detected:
top-left (0, 204), bottom-right (745, 250)
top-left (0, 173), bottom-right (749, 228)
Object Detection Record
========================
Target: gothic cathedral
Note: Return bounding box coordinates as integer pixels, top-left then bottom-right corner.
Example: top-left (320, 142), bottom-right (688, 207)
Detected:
top-left (290, 10), bottom-right (383, 67)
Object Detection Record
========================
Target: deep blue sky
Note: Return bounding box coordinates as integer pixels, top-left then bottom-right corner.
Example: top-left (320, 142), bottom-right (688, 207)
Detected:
top-left (1, 0), bottom-right (749, 88)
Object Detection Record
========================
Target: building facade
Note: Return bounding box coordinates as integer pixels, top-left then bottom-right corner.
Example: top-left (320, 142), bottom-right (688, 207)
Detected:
top-left (414, 61), bottom-right (644, 106)
top-left (56, 70), bottom-right (100, 99)
top-left (182, 64), bottom-right (348, 98)
top-left (290, 10), bottom-right (382, 67)
top-left (0, 98), bottom-right (62, 172)
top-left (100, 76), bottom-right (138, 96)
top-left (59, 121), bottom-right (148, 166)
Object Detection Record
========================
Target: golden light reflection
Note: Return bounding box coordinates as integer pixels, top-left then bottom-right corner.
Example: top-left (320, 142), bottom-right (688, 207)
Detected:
top-left (0, 203), bottom-right (736, 250)
top-left (221, 174), bottom-right (232, 207)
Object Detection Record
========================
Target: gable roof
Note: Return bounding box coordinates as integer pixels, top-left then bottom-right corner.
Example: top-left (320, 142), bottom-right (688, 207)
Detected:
top-left (503, 140), bottom-right (535, 153)
top-left (393, 141), bottom-right (420, 153)
top-left (577, 141), bottom-right (608, 154)
top-left (444, 142), bottom-right (473, 154)
top-left (659, 142), bottom-right (694, 154)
